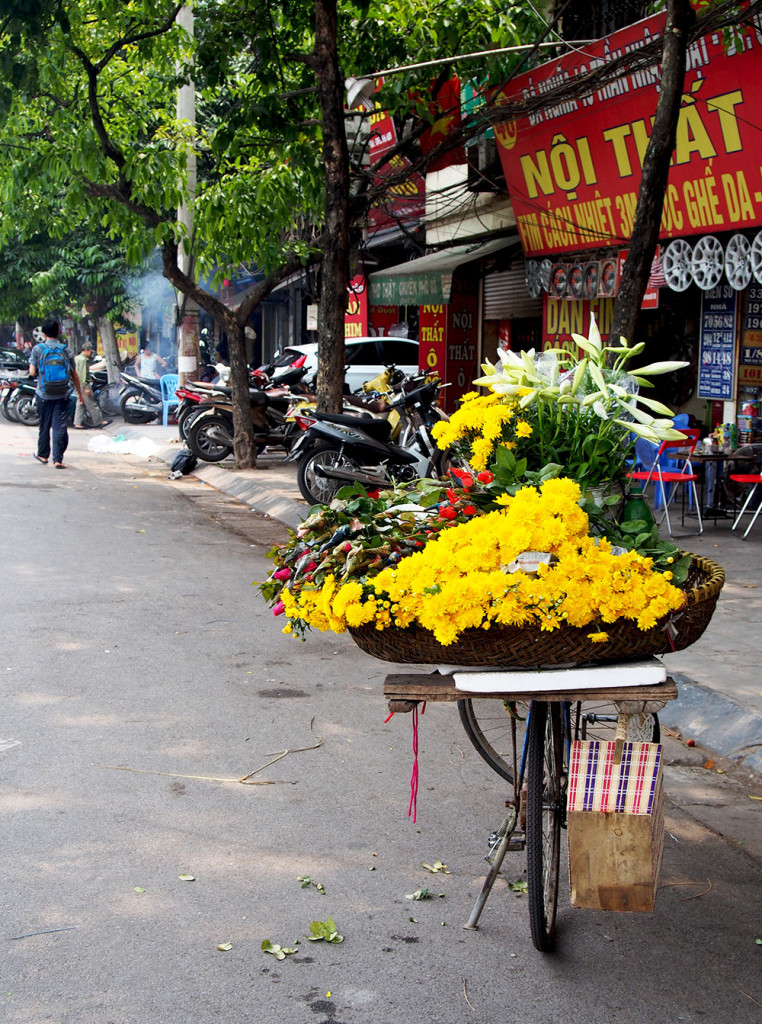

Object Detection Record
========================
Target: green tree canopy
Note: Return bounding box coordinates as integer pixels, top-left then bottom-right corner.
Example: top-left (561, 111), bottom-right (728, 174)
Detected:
top-left (0, 0), bottom-right (546, 462)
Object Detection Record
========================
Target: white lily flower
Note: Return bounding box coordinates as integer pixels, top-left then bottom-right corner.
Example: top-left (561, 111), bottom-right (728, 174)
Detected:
top-left (634, 393), bottom-right (679, 417)
top-left (588, 361), bottom-right (609, 396)
top-left (633, 360), bottom-right (689, 376)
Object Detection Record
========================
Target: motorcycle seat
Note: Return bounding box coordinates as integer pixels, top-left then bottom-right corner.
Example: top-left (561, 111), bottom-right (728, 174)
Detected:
top-left (313, 411), bottom-right (392, 440)
top-left (343, 394), bottom-right (389, 414)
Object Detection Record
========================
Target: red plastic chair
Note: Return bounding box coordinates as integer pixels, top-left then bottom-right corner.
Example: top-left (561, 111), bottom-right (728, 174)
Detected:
top-left (730, 474), bottom-right (762, 539)
top-left (628, 429), bottom-right (703, 536)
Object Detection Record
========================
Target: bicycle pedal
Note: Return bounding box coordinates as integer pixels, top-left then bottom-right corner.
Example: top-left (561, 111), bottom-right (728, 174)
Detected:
top-left (507, 833), bottom-right (525, 852)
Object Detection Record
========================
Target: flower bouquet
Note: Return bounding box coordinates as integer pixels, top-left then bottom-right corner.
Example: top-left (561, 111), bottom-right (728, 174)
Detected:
top-left (258, 318), bottom-right (724, 666)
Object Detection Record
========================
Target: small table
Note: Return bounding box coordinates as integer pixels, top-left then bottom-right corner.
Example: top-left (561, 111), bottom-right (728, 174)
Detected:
top-left (691, 452), bottom-right (756, 519)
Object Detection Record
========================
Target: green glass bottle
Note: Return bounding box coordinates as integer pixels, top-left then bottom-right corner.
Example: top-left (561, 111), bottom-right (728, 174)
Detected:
top-left (623, 485), bottom-right (654, 527)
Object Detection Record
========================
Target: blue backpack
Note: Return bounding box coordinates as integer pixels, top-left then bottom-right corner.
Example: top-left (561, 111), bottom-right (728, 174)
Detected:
top-left (38, 343), bottom-right (70, 397)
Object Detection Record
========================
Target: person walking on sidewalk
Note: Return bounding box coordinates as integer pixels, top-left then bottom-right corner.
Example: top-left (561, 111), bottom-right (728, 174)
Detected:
top-left (73, 341), bottom-right (111, 430)
top-left (28, 319), bottom-right (85, 469)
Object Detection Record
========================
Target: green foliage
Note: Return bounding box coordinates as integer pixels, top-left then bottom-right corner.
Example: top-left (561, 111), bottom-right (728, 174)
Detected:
top-left (0, 0), bottom-right (546, 294)
top-left (0, 228), bottom-right (151, 324)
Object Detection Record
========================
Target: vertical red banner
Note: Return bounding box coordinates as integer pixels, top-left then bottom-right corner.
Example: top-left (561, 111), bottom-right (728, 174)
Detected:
top-left (445, 279), bottom-right (479, 411)
top-left (345, 275), bottom-right (368, 338)
top-left (419, 304), bottom-right (447, 380)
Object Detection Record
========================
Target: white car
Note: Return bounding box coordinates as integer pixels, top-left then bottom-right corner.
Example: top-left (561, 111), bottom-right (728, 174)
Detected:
top-left (277, 336), bottom-right (419, 392)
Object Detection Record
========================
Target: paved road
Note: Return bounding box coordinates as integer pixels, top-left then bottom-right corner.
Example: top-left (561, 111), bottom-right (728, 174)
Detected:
top-left (1, 423), bottom-right (762, 1023)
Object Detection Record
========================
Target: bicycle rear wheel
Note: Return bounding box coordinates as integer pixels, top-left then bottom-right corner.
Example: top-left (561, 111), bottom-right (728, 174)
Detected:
top-left (457, 698), bottom-right (529, 784)
top-left (526, 701), bottom-right (565, 953)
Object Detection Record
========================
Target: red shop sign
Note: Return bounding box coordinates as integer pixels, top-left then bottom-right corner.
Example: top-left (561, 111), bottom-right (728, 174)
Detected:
top-left (493, 10), bottom-right (762, 256)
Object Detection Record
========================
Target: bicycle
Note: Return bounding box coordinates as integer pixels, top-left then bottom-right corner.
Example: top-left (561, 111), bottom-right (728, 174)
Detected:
top-left (384, 670), bottom-right (667, 953)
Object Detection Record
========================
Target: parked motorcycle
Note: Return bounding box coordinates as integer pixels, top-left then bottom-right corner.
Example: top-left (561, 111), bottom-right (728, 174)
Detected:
top-left (1, 376), bottom-right (22, 422)
top-left (118, 371), bottom-right (163, 424)
top-left (89, 369), bottom-right (126, 418)
top-left (5, 378), bottom-right (39, 425)
top-left (185, 385), bottom-right (305, 462)
top-left (175, 354), bottom-right (311, 443)
top-left (290, 374), bottom-right (451, 506)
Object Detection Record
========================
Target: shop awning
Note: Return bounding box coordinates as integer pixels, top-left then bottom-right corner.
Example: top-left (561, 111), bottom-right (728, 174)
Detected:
top-left (368, 237), bottom-right (517, 306)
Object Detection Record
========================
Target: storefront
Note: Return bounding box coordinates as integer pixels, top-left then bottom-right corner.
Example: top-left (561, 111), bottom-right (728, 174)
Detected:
top-left (367, 237), bottom-right (520, 411)
top-left (492, 9), bottom-right (762, 440)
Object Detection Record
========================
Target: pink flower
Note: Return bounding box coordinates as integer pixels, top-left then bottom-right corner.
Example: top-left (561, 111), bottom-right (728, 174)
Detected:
top-left (272, 601), bottom-right (286, 616)
top-left (272, 567), bottom-right (291, 580)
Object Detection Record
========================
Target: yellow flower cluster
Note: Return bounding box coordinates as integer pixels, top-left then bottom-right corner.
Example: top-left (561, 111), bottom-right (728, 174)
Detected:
top-left (431, 391), bottom-right (518, 470)
top-left (280, 576), bottom-right (376, 634)
top-left (280, 479), bottom-right (685, 645)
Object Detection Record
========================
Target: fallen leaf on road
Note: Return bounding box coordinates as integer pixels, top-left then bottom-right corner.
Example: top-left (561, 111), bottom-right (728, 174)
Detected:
top-left (307, 918), bottom-right (343, 943)
top-left (179, 874), bottom-right (195, 881)
top-left (217, 942), bottom-right (233, 951)
top-left (703, 759), bottom-right (715, 770)
top-left (406, 887), bottom-right (445, 900)
top-left (297, 875), bottom-right (325, 893)
top-left (261, 939), bottom-right (297, 959)
top-left (421, 860), bottom-right (450, 874)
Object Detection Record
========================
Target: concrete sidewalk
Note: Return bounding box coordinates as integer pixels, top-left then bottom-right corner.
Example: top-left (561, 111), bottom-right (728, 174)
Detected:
top-left (118, 424), bottom-right (762, 776)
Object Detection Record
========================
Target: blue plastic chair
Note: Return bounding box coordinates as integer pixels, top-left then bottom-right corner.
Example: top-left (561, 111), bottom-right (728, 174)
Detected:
top-left (630, 416), bottom-right (691, 507)
top-left (160, 373), bottom-right (179, 426)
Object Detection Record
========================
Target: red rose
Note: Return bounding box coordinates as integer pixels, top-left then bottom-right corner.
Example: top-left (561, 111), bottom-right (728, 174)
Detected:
top-left (439, 506), bottom-right (458, 520)
top-left (477, 470), bottom-right (494, 483)
top-left (461, 475), bottom-right (474, 490)
top-left (462, 505), bottom-right (477, 516)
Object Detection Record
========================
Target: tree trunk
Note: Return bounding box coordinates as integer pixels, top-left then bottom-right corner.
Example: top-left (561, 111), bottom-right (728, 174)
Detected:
top-left (313, 0), bottom-right (350, 413)
top-left (96, 316), bottom-right (122, 383)
top-left (609, 0), bottom-right (696, 349)
top-left (227, 317), bottom-right (257, 468)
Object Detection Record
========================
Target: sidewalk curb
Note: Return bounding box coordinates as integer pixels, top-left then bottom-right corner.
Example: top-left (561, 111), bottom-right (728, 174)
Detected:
top-left (662, 673), bottom-right (762, 775)
top-left (144, 433), bottom-right (307, 530)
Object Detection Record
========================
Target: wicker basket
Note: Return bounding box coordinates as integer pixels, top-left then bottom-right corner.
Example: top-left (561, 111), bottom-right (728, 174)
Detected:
top-left (347, 553), bottom-right (724, 668)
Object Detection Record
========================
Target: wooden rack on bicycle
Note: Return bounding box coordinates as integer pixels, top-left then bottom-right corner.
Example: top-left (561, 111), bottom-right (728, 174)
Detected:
top-left (383, 671), bottom-right (677, 711)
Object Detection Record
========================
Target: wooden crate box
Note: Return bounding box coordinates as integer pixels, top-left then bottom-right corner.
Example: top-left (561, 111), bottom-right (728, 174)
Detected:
top-left (567, 740), bottom-right (665, 913)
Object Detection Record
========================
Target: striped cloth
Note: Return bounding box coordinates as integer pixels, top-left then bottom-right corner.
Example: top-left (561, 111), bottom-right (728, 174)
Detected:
top-left (567, 740), bottom-right (662, 815)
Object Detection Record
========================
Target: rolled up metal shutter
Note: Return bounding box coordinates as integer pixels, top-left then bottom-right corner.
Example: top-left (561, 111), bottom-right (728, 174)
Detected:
top-left (483, 264), bottom-right (542, 319)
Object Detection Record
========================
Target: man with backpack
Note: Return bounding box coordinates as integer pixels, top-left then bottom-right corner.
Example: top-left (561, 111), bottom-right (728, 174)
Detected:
top-left (28, 319), bottom-right (85, 469)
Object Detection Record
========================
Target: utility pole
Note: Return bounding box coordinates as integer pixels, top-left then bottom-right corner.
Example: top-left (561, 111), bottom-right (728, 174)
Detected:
top-left (176, 4), bottom-right (200, 384)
